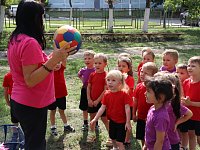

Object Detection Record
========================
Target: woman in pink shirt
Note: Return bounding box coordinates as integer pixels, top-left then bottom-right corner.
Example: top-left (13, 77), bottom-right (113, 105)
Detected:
top-left (7, 1), bottom-right (74, 149)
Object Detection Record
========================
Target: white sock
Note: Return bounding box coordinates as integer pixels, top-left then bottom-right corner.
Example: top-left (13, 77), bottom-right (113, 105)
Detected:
top-left (64, 123), bottom-right (68, 127)
top-left (51, 125), bottom-right (56, 129)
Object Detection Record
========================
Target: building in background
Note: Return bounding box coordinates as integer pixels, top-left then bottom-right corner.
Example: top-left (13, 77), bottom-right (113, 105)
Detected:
top-left (48, 0), bottom-right (146, 9)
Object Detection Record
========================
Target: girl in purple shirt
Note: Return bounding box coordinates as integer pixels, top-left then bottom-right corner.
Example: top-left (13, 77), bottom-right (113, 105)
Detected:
top-left (143, 78), bottom-right (174, 150)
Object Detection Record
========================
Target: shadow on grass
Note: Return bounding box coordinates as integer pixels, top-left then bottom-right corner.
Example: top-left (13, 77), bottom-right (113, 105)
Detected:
top-left (46, 132), bottom-right (66, 150)
top-left (79, 130), bottom-right (102, 150)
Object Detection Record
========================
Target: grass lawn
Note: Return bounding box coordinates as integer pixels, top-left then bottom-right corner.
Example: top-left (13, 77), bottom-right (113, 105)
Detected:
top-left (0, 27), bottom-right (200, 149)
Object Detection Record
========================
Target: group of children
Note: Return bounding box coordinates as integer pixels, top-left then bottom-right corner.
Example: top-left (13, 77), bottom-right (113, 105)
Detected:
top-left (77, 49), bottom-right (200, 150)
top-left (3, 47), bottom-right (200, 150)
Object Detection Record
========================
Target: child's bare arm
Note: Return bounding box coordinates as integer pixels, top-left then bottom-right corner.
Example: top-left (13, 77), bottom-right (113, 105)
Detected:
top-left (3, 87), bottom-right (10, 106)
top-left (132, 97), bottom-right (138, 122)
top-left (90, 105), bottom-right (106, 125)
top-left (154, 131), bottom-right (165, 150)
top-left (125, 104), bottom-right (131, 131)
top-left (182, 96), bottom-right (200, 107)
top-left (174, 109), bottom-right (193, 131)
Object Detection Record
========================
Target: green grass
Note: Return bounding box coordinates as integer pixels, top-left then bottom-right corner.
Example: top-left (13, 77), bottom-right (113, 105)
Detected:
top-left (1, 26), bottom-right (200, 149)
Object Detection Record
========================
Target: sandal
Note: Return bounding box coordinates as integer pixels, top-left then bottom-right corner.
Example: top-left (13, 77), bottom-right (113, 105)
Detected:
top-left (106, 138), bottom-right (113, 147)
top-left (86, 132), bottom-right (96, 143)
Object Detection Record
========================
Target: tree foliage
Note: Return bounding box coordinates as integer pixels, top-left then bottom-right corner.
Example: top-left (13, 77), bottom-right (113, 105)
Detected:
top-left (164, 0), bottom-right (200, 18)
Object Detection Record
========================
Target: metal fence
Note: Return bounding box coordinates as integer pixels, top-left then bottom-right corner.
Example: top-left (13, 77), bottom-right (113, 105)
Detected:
top-left (4, 8), bottom-right (184, 30)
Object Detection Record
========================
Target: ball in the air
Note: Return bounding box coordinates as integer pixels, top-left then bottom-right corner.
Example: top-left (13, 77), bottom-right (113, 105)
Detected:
top-left (54, 25), bottom-right (82, 55)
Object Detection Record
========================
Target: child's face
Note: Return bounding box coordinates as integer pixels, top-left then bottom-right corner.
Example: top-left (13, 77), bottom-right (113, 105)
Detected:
top-left (94, 58), bottom-right (107, 73)
top-left (176, 68), bottom-right (189, 82)
top-left (84, 55), bottom-right (94, 68)
top-left (163, 54), bottom-right (178, 71)
top-left (118, 61), bottom-right (130, 74)
top-left (187, 62), bottom-right (200, 77)
top-left (145, 88), bottom-right (157, 104)
top-left (140, 67), bottom-right (153, 82)
top-left (142, 53), bottom-right (154, 64)
top-left (106, 76), bottom-right (121, 92)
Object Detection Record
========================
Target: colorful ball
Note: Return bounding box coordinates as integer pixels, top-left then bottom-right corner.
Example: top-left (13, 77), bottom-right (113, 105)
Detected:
top-left (53, 25), bottom-right (82, 55)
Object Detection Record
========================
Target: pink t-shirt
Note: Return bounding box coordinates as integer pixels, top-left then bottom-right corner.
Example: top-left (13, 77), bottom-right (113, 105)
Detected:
top-left (8, 34), bottom-right (55, 108)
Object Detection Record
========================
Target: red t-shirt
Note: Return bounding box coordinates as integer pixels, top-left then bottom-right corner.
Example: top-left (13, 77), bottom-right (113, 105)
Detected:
top-left (102, 90), bottom-right (131, 123)
top-left (183, 78), bottom-right (200, 121)
top-left (133, 82), bottom-right (152, 120)
top-left (125, 75), bottom-right (134, 106)
top-left (137, 62), bottom-right (144, 83)
top-left (88, 71), bottom-right (106, 101)
top-left (54, 65), bottom-right (68, 98)
top-left (2, 72), bottom-right (13, 95)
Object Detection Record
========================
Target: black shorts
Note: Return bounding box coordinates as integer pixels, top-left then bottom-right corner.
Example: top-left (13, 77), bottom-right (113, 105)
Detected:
top-left (136, 119), bottom-right (146, 140)
top-left (171, 143), bottom-right (180, 150)
top-left (79, 88), bottom-right (88, 111)
top-left (109, 119), bottom-right (126, 143)
top-left (179, 119), bottom-right (200, 136)
top-left (87, 102), bottom-right (106, 117)
top-left (130, 107), bottom-right (133, 120)
top-left (48, 97), bottom-right (66, 110)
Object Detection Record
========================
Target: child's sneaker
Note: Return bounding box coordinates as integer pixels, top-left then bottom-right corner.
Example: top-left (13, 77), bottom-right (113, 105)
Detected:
top-left (81, 124), bottom-right (88, 131)
top-left (50, 127), bottom-right (58, 136)
top-left (64, 125), bottom-right (75, 133)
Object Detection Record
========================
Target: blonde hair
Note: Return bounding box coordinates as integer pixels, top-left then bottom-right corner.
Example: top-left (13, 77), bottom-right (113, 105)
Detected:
top-left (142, 62), bottom-right (158, 76)
top-left (118, 53), bottom-right (131, 59)
top-left (162, 49), bottom-right (179, 61)
top-left (142, 47), bottom-right (152, 56)
top-left (188, 56), bottom-right (200, 66)
top-left (106, 70), bottom-right (129, 92)
top-left (84, 50), bottom-right (96, 57)
top-left (94, 53), bottom-right (107, 63)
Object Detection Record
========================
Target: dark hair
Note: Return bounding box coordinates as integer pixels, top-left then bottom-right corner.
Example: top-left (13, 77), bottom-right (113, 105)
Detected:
top-left (9, 0), bottom-right (46, 50)
top-left (118, 57), bottom-right (133, 76)
top-left (145, 79), bottom-right (173, 104)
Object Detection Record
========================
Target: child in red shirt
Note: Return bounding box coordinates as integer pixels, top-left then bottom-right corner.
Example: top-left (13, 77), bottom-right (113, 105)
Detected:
top-left (117, 56), bottom-right (134, 144)
top-left (133, 62), bottom-right (158, 147)
top-left (181, 56), bottom-right (200, 150)
top-left (86, 53), bottom-right (109, 143)
top-left (2, 72), bottom-right (18, 126)
top-left (176, 63), bottom-right (189, 83)
top-left (48, 60), bottom-right (75, 136)
top-left (137, 47), bottom-right (155, 83)
top-left (90, 70), bottom-right (131, 150)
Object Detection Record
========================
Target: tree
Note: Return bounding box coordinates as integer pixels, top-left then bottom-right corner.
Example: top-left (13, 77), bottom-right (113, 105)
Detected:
top-left (105, 0), bottom-right (115, 32)
top-left (69, 0), bottom-right (73, 25)
top-left (0, 0), bottom-right (6, 35)
top-left (142, 0), bottom-right (151, 32)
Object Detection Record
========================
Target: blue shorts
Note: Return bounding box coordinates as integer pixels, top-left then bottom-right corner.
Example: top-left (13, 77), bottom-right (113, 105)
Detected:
top-left (48, 97), bottom-right (66, 110)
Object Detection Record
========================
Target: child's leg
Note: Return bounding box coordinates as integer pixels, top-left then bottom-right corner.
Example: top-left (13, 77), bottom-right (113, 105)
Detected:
top-left (188, 130), bottom-right (196, 150)
top-left (89, 112), bottom-right (96, 132)
top-left (101, 116), bottom-right (109, 132)
top-left (181, 132), bottom-right (189, 148)
top-left (112, 139), bottom-right (118, 149)
top-left (50, 110), bottom-right (56, 126)
top-left (83, 110), bottom-right (88, 121)
top-left (197, 136), bottom-right (200, 146)
top-left (58, 109), bottom-right (67, 124)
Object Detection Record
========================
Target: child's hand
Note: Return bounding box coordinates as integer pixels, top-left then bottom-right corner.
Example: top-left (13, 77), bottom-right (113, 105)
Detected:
top-left (142, 144), bottom-right (147, 150)
top-left (90, 119), bottom-right (96, 130)
top-left (132, 113), bottom-right (137, 122)
top-left (125, 121), bottom-right (132, 131)
top-left (88, 99), bottom-right (93, 107)
top-left (93, 100), bottom-right (99, 107)
top-left (181, 96), bottom-right (191, 106)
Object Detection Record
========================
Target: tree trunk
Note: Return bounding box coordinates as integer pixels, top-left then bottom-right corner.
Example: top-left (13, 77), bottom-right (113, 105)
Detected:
top-left (0, 5), bottom-right (5, 35)
top-left (142, 0), bottom-right (150, 33)
top-left (108, 8), bottom-right (113, 32)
